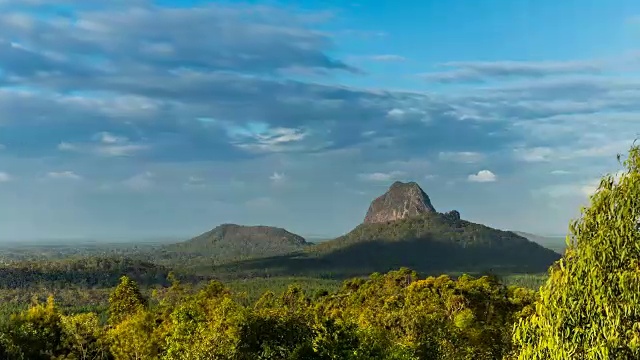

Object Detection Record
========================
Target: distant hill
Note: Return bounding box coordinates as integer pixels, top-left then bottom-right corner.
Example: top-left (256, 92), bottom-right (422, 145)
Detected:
top-left (213, 182), bottom-right (561, 279)
top-left (512, 231), bottom-right (566, 254)
top-left (0, 257), bottom-right (173, 288)
top-left (167, 224), bottom-right (310, 263)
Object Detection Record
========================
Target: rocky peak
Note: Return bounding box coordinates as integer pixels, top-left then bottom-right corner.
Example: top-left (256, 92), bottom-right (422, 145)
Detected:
top-left (363, 181), bottom-right (436, 224)
top-left (443, 210), bottom-right (461, 222)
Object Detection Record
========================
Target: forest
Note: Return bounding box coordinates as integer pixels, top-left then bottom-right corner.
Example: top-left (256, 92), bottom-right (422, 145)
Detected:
top-left (0, 144), bottom-right (636, 360)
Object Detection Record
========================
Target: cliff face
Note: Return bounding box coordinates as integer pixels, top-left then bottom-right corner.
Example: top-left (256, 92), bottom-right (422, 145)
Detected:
top-left (363, 181), bottom-right (436, 224)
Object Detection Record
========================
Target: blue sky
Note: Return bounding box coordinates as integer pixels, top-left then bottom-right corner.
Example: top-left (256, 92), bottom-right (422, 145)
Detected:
top-left (0, 0), bottom-right (638, 240)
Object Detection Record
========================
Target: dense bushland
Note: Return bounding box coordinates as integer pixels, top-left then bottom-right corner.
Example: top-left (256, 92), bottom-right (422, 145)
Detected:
top-left (0, 269), bottom-right (537, 360)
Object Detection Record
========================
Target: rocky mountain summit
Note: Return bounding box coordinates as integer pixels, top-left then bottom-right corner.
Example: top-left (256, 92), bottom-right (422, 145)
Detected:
top-left (363, 181), bottom-right (437, 224)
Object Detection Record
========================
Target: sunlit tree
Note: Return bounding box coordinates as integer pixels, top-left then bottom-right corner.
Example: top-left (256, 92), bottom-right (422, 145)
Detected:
top-left (108, 276), bottom-right (147, 324)
top-left (3, 296), bottom-right (64, 360)
top-left (107, 309), bottom-right (159, 360)
top-left (512, 145), bottom-right (640, 359)
top-left (60, 312), bottom-right (109, 360)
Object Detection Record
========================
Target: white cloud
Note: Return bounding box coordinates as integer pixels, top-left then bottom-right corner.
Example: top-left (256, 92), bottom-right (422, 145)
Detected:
top-left (358, 170), bottom-right (405, 182)
top-left (57, 142), bottom-right (78, 151)
top-left (184, 175), bottom-right (206, 189)
top-left (386, 108), bottom-right (405, 119)
top-left (227, 124), bottom-right (311, 153)
top-left (550, 170), bottom-right (571, 175)
top-left (123, 171), bottom-right (154, 190)
top-left (0, 172), bottom-right (11, 182)
top-left (57, 134), bottom-right (148, 157)
top-left (540, 170), bottom-right (626, 199)
top-left (468, 170), bottom-right (497, 182)
top-left (422, 59), bottom-right (603, 83)
top-left (96, 131), bottom-right (127, 144)
top-left (511, 140), bottom-right (632, 165)
top-left (514, 147), bottom-right (554, 162)
top-left (187, 176), bottom-right (204, 183)
top-left (439, 151), bottom-right (485, 163)
top-left (46, 171), bottom-right (82, 180)
top-left (269, 172), bottom-right (286, 183)
top-left (95, 144), bottom-right (149, 157)
top-left (369, 54), bottom-right (406, 62)
top-left (538, 181), bottom-right (599, 198)
top-left (564, 141), bottom-right (630, 159)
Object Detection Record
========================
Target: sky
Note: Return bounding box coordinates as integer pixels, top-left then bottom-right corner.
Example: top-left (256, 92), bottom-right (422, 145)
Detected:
top-left (0, 0), bottom-right (639, 240)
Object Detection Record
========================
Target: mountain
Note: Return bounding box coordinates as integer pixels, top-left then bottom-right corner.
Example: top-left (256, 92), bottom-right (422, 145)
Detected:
top-left (364, 181), bottom-right (436, 224)
top-left (214, 182), bottom-right (562, 279)
top-left (168, 224), bottom-right (310, 263)
top-left (314, 182), bottom-right (561, 273)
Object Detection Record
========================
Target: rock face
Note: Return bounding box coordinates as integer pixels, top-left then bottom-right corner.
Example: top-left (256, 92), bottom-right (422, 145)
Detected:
top-left (363, 181), bottom-right (436, 224)
top-left (443, 210), bottom-right (461, 222)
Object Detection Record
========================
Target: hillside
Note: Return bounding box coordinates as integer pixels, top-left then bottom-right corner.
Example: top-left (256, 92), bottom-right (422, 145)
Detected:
top-left (311, 211), bottom-right (560, 273)
top-left (213, 182), bottom-right (561, 278)
top-left (167, 224), bottom-right (310, 264)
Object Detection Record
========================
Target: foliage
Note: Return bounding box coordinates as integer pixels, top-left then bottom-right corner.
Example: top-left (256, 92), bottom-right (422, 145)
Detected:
top-left (107, 309), bottom-right (158, 360)
top-left (108, 276), bottom-right (148, 325)
top-left (0, 268), bottom-right (536, 360)
top-left (1, 296), bottom-right (64, 360)
top-left (163, 281), bottom-right (243, 360)
top-left (0, 257), bottom-right (172, 288)
top-left (60, 312), bottom-right (109, 360)
top-left (512, 144), bottom-right (640, 359)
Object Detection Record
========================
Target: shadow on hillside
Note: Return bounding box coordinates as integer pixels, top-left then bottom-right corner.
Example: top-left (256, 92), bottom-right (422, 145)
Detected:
top-left (210, 235), bottom-right (560, 280)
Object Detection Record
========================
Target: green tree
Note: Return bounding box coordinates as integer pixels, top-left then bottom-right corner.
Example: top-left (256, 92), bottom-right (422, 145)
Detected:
top-left (512, 145), bottom-right (640, 359)
top-left (108, 276), bottom-right (147, 324)
top-left (2, 296), bottom-right (64, 360)
top-left (162, 281), bottom-right (243, 360)
top-left (107, 309), bottom-right (158, 360)
top-left (60, 312), bottom-right (109, 360)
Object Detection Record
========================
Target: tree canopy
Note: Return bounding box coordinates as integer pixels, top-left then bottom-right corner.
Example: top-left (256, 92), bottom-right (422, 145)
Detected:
top-left (512, 144), bottom-right (640, 359)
